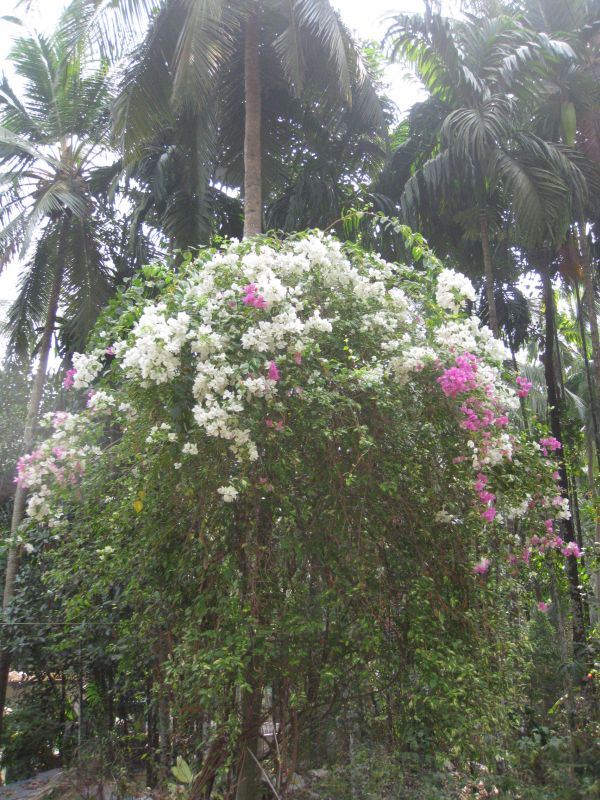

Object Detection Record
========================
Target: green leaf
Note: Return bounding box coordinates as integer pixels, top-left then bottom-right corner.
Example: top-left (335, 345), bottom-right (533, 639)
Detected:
top-left (171, 756), bottom-right (194, 784)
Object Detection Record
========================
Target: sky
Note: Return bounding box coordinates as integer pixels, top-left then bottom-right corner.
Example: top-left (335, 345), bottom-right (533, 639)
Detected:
top-left (0, 0), bottom-right (435, 313)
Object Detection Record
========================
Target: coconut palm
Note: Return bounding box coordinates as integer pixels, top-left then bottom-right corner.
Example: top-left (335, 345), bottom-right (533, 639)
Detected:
top-left (0, 19), bottom-right (122, 738)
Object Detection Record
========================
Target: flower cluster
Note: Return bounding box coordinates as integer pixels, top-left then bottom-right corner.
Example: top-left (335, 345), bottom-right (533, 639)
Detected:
top-left (516, 375), bottom-right (532, 398)
top-left (16, 233), bottom-right (581, 588)
top-left (435, 268), bottom-right (476, 313)
top-left (15, 412), bottom-right (101, 526)
top-left (119, 305), bottom-right (191, 385)
top-left (70, 350), bottom-right (105, 390)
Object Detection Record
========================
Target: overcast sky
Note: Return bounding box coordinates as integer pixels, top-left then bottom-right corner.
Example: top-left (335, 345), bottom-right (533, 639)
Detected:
top-left (0, 0), bottom-right (437, 311)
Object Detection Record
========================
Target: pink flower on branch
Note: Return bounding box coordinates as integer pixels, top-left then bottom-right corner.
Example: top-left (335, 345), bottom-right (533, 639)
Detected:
top-left (478, 490), bottom-right (496, 505)
top-left (473, 558), bottom-right (490, 575)
top-left (481, 506), bottom-right (497, 522)
top-left (63, 369), bottom-right (77, 389)
top-left (437, 353), bottom-right (479, 398)
top-left (539, 436), bottom-right (561, 455)
top-left (267, 361), bottom-right (281, 382)
top-left (516, 375), bottom-right (532, 398)
top-left (562, 541), bottom-right (582, 559)
top-left (474, 474), bottom-right (488, 492)
top-left (242, 283), bottom-right (268, 309)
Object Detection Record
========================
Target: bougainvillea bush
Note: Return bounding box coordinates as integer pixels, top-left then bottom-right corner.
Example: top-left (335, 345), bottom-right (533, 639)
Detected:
top-left (12, 232), bottom-right (586, 790)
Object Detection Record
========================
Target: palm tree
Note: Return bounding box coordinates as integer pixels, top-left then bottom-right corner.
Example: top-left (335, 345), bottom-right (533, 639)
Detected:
top-left (83, 0), bottom-right (384, 241)
top-left (385, 7), bottom-right (596, 656)
top-left (0, 18), bottom-right (120, 738)
top-left (384, 9), bottom-right (579, 337)
top-left (513, 0), bottom-right (600, 498)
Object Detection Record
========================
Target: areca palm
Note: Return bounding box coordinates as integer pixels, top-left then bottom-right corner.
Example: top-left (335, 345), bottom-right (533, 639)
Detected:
top-left (385, 10), bottom-right (582, 336)
top-left (511, 0), bottom-right (600, 484)
top-left (84, 0), bottom-right (384, 241)
top-left (0, 19), bottom-right (121, 738)
top-left (385, 8), bottom-right (595, 653)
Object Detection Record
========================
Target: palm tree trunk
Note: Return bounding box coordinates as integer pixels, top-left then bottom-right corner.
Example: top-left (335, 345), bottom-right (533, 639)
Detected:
top-left (541, 267), bottom-right (586, 649)
top-left (234, 499), bottom-right (270, 800)
top-left (242, 8), bottom-right (262, 238)
top-left (0, 228), bottom-right (66, 742)
top-left (586, 435), bottom-right (600, 626)
top-left (573, 280), bottom-right (600, 468)
top-left (479, 210), bottom-right (499, 338)
top-left (579, 229), bottom-right (600, 457)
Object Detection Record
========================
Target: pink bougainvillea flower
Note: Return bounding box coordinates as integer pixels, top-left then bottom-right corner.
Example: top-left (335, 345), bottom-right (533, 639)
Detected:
top-left (478, 490), bottom-right (496, 505)
top-left (267, 361), bottom-right (281, 382)
top-left (539, 436), bottom-right (561, 455)
top-left (562, 541), bottom-right (582, 558)
top-left (63, 369), bottom-right (77, 389)
top-left (437, 353), bottom-right (479, 398)
top-left (242, 283), bottom-right (268, 309)
top-left (473, 558), bottom-right (490, 575)
top-left (516, 375), bottom-right (533, 398)
top-left (474, 473), bottom-right (488, 492)
top-left (481, 506), bottom-right (496, 522)
top-left (537, 601), bottom-right (550, 612)
top-left (105, 345), bottom-right (116, 356)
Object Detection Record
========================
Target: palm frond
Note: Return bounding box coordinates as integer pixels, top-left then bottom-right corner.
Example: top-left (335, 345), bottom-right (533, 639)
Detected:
top-left (292, 0), bottom-right (352, 101)
top-left (3, 230), bottom-right (57, 358)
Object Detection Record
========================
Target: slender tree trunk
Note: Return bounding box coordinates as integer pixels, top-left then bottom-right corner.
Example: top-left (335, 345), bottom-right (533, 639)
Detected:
top-left (586, 435), bottom-right (600, 626)
top-left (242, 8), bottom-right (262, 238)
top-left (574, 281), bottom-right (600, 468)
top-left (236, 671), bottom-right (263, 800)
top-left (0, 228), bottom-right (67, 742)
top-left (541, 267), bottom-right (586, 648)
top-left (479, 210), bottom-right (499, 338)
top-left (579, 229), bottom-right (600, 456)
top-left (235, 499), bottom-right (270, 800)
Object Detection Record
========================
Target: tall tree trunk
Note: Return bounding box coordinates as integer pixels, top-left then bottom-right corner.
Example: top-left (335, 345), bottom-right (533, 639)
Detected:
top-left (586, 435), bottom-right (600, 626)
top-left (479, 210), bottom-right (499, 338)
top-left (579, 229), bottom-right (600, 457)
top-left (541, 267), bottom-right (586, 649)
top-left (234, 499), bottom-right (270, 800)
top-left (574, 280), bottom-right (600, 468)
top-left (0, 227), bottom-right (67, 742)
top-left (242, 8), bottom-right (262, 239)
top-left (235, 670), bottom-right (263, 800)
